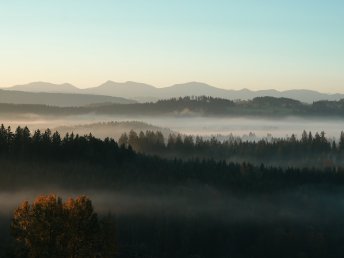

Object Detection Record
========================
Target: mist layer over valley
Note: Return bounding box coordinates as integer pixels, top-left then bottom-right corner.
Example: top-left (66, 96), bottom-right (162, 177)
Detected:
top-left (1, 114), bottom-right (343, 140)
top-left (1, 96), bottom-right (344, 258)
top-left (1, 96), bottom-right (344, 141)
top-left (2, 0), bottom-right (344, 255)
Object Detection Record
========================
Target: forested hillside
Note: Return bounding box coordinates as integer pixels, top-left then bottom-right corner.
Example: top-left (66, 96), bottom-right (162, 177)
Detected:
top-left (2, 124), bottom-right (344, 257)
top-left (117, 130), bottom-right (344, 167)
top-left (0, 124), bottom-right (343, 190)
top-left (54, 121), bottom-right (174, 140)
top-left (1, 96), bottom-right (344, 118)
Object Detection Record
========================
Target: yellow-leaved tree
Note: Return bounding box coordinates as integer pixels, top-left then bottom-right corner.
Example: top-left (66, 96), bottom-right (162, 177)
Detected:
top-left (11, 194), bottom-right (115, 258)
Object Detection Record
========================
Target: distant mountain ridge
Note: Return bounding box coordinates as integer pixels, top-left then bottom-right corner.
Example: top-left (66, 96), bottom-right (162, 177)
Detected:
top-left (0, 89), bottom-right (136, 107)
top-left (8, 81), bottom-right (80, 93)
top-left (4, 81), bottom-right (344, 103)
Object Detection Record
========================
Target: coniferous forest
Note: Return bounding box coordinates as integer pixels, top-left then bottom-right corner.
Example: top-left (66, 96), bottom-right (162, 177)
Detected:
top-left (1, 124), bottom-right (344, 257)
top-left (3, 1), bottom-right (344, 257)
top-left (1, 96), bottom-right (344, 118)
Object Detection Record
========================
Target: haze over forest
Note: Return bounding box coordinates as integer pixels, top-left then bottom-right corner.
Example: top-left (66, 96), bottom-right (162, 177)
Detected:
top-left (1, 1), bottom-right (344, 257)
top-left (1, 80), bottom-right (344, 258)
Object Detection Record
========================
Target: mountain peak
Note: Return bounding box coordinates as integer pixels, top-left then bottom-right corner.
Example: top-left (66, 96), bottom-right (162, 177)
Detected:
top-left (168, 81), bottom-right (217, 89)
top-left (98, 80), bottom-right (155, 88)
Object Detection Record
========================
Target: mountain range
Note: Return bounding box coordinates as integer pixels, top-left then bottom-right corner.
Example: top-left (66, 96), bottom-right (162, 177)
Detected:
top-left (0, 89), bottom-right (135, 107)
top-left (4, 81), bottom-right (344, 103)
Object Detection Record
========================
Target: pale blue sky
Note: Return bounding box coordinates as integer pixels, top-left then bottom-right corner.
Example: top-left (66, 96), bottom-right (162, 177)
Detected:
top-left (0, 0), bottom-right (343, 92)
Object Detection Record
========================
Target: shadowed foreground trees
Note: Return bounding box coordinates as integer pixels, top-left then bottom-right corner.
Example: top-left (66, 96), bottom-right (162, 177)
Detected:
top-left (11, 195), bottom-right (115, 258)
top-left (3, 125), bottom-right (344, 257)
top-left (2, 124), bottom-right (344, 192)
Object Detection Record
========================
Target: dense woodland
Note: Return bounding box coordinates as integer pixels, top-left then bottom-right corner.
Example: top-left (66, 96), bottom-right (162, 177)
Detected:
top-left (118, 129), bottom-right (344, 167)
top-left (0, 124), bottom-right (344, 191)
top-left (2, 124), bottom-right (344, 257)
top-left (55, 121), bottom-right (174, 141)
top-left (1, 96), bottom-right (344, 117)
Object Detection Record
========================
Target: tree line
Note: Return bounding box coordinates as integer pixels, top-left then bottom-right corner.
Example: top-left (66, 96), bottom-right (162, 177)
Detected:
top-left (2, 124), bottom-right (344, 257)
top-left (1, 124), bottom-right (344, 192)
top-left (118, 129), bottom-right (344, 167)
top-left (0, 124), bottom-right (134, 164)
top-left (1, 96), bottom-right (344, 117)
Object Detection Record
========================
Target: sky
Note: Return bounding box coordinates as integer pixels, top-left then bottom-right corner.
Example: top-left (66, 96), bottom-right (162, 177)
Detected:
top-left (0, 0), bottom-right (343, 92)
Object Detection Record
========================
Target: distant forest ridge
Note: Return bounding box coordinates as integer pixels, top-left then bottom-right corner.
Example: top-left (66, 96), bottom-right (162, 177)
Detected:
top-left (116, 129), bottom-right (344, 168)
top-left (3, 81), bottom-right (344, 103)
top-left (54, 121), bottom-right (175, 140)
top-left (0, 96), bottom-right (344, 118)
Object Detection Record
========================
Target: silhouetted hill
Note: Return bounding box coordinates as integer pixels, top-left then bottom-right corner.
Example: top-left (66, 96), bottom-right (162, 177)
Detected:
top-left (4, 81), bottom-right (344, 103)
top-left (158, 82), bottom-right (229, 99)
top-left (0, 89), bottom-right (136, 107)
top-left (7, 81), bottom-right (80, 93)
top-left (54, 121), bottom-right (175, 140)
top-left (83, 81), bottom-right (158, 102)
top-left (82, 81), bottom-right (344, 103)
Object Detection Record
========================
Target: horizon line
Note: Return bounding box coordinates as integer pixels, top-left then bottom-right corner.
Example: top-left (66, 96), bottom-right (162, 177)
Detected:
top-left (1, 80), bottom-right (343, 95)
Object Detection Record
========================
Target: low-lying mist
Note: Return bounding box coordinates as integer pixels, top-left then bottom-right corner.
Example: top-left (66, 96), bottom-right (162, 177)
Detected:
top-left (2, 185), bottom-right (344, 224)
top-left (1, 114), bottom-right (344, 140)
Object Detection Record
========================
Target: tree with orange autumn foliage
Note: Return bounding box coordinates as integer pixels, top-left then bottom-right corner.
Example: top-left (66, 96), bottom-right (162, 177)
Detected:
top-left (11, 195), bottom-right (115, 258)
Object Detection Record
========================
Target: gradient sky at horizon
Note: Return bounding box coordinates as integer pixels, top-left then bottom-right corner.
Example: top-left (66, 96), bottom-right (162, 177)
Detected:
top-left (0, 1), bottom-right (343, 92)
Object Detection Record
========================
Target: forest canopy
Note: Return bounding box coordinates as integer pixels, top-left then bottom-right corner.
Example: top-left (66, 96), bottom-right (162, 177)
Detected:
top-left (0, 124), bottom-right (344, 192)
top-left (1, 124), bottom-right (344, 258)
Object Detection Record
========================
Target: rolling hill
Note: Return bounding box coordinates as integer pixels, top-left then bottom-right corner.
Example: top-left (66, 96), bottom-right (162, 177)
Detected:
top-left (0, 89), bottom-right (136, 107)
top-left (7, 81), bottom-right (80, 93)
top-left (3, 81), bottom-right (344, 103)
top-left (54, 121), bottom-right (175, 140)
